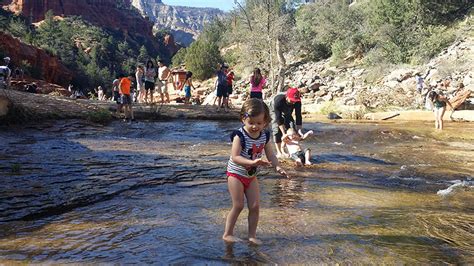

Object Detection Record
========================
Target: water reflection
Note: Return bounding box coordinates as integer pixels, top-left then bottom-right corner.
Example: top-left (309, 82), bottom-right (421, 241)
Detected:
top-left (270, 178), bottom-right (306, 208)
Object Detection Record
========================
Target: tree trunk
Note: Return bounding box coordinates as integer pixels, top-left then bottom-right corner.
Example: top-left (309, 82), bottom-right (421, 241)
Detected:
top-left (276, 37), bottom-right (286, 93)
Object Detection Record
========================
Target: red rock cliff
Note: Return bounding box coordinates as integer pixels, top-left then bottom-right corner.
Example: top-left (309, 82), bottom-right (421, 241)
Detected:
top-left (0, 31), bottom-right (73, 86)
top-left (4, 0), bottom-right (153, 37)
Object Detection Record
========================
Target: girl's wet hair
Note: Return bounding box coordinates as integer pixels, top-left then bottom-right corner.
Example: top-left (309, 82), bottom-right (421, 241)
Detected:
top-left (240, 98), bottom-right (271, 124)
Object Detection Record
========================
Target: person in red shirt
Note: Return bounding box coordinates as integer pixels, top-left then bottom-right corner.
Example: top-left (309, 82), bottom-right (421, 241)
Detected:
top-left (119, 74), bottom-right (135, 121)
top-left (226, 71), bottom-right (235, 109)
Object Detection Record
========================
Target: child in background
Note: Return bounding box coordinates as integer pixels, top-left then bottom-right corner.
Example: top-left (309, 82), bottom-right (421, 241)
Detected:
top-left (178, 71), bottom-right (196, 104)
top-left (223, 99), bottom-right (289, 245)
top-left (282, 128), bottom-right (314, 166)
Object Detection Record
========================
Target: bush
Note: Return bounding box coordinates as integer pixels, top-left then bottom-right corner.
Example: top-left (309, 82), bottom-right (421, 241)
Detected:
top-left (86, 109), bottom-right (112, 124)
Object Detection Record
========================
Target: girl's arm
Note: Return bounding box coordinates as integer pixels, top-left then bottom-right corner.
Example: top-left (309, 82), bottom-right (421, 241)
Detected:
top-left (190, 79), bottom-right (196, 90)
top-left (231, 135), bottom-right (269, 167)
top-left (264, 142), bottom-right (290, 178)
top-left (299, 129), bottom-right (314, 140)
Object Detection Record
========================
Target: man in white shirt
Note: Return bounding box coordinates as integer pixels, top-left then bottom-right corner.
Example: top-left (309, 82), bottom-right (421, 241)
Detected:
top-left (156, 60), bottom-right (175, 103)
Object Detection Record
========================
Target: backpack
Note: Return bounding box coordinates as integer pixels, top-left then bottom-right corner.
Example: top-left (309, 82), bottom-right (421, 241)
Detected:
top-left (217, 70), bottom-right (227, 86)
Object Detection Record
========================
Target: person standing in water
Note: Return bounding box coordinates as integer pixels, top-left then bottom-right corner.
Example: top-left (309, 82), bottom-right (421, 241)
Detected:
top-left (270, 87), bottom-right (303, 158)
top-left (427, 90), bottom-right (454, 130)
top-left (223, 99), bottom-right (289, 245)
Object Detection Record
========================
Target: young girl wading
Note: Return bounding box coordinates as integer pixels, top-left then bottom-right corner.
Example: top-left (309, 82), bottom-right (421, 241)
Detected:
top-left (223, 99), bottom-right (289, 245)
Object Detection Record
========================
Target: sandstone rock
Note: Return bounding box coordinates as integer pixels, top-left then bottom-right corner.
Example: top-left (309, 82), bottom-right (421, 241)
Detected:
top-left (315, 89), bottom-right (328, 97)
top-left (0, 95), bottom-right (12, 117)
top-left (6, 0), bottom-right (154, 38)
top-left (384, 80), bottom-right (400, 89)
top-left (308, 81), bottom-right (322, 91)
top-left (463, 71), bottom-right (473, 86)
top-left (385, 68), bottom-right (416, 82)
top-left (0, 32), bottom-right (73, 86)
top-left (315, 97), bottom-right (325, 104)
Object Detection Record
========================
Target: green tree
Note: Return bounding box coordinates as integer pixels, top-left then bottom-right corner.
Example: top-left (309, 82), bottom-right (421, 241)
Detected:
top-left (171, 48), bottom-right (187, 67)
top-left (230, 0), bottom-right (299, 92)
top-left (137, 45), bottom-right (148, 64)
top-left (185, 39), bottom-right (222, 80)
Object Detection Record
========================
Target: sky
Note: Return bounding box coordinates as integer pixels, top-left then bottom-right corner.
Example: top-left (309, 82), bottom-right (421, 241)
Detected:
top-left (162, 0), bottom-right (235, 12)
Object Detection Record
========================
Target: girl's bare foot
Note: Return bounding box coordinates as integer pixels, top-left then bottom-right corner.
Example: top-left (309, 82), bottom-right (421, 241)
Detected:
top-left (305, 161), bottom-right (312, 166)
top-left (223, 235), bottom-right (243, 243)
top-left (248, 237), bottom-right (262, 245)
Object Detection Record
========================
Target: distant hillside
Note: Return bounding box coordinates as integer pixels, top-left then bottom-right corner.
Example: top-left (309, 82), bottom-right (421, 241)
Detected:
top-left (0, 0), bottom-right (178, 89)
top-left (132, 0), bottom-right (225, 46)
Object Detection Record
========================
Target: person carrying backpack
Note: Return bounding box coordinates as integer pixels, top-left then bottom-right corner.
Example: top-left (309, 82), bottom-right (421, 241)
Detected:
top-left (215, 63), bottom-right (229, 112)
top-left (0, 57), bottom-right (12, 90)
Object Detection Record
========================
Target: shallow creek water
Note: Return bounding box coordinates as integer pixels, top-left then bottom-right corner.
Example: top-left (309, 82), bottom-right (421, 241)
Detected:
top-left (0, 120), bottom-right (473, 264)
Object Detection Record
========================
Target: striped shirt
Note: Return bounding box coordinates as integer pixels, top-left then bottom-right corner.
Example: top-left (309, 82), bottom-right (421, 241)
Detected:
top-left (227, 127), bottom-right (270, 178)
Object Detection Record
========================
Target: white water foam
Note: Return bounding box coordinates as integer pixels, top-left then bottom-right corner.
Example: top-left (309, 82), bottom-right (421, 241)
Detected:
top-left (437, 180), bottom-right (474, 196)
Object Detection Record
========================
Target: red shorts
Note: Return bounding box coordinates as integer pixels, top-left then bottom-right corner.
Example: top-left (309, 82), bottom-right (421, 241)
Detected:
top-left (227, 172), bottom-right (256, 190)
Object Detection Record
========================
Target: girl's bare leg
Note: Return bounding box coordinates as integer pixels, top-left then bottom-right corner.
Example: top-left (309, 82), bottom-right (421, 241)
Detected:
top-left (245, 179), bottom-right (261, 245)
top-left (223, 176), bottom-right (245, 243)
top-left (305, 150), bottom-right (312, 165)
top-left (438, 107), bottom-right (446, 130)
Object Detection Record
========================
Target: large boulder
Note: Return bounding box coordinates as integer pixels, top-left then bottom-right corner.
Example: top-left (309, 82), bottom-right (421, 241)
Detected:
top-left (0, 95), bottom-right (12, 118)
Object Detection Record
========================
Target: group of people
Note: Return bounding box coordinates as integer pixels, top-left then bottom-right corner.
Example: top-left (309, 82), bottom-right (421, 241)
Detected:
top-left (135, 60), bottom-right (175, 105)
top-left (214, 64), bottom-right (235, 112)
top-left (415, 72), bottom-right (457, 130)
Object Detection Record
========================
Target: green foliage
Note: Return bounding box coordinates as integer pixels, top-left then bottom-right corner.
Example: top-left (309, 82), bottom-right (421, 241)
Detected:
top-left (295, 0), bottom-right (472, 65)
top-left (184, 39), bottom-right (222, 80)
top-left (0, 8), bottom-right (163, 90)
top-left (8, 17), bottom-right (29, 40)
top-left (295, 1), bottom-right (367, 61)
top-left (137, 45), bottom-right (149, 63)
top-left (171, 47), bottom-right (187, 67)
top-left (86, 109), bottom-right (113, 124)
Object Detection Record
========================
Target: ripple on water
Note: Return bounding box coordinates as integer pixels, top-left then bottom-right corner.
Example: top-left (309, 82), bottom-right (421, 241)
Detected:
top-left (0, 120), bottom-right (473, 264)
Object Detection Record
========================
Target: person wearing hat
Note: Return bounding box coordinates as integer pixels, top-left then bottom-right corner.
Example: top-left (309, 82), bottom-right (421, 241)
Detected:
top-left (0, 57), bottom-right (12, 89)
top-left (270, 87), bottom-right (303, 158)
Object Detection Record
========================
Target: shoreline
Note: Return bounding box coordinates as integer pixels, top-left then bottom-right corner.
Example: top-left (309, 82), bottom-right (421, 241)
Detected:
top-left (1, 89), bottom-right (473, 124)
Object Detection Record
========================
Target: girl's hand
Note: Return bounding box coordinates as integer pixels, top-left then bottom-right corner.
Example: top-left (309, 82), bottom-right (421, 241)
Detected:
top-left (252, 158), bottom-right (271, 167)
top-left (276, 166), bottom-right (291, 178)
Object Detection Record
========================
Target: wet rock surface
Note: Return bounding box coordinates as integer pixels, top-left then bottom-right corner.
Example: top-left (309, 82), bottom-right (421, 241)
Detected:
top-left (0, 120), bottom-right (472, 263)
